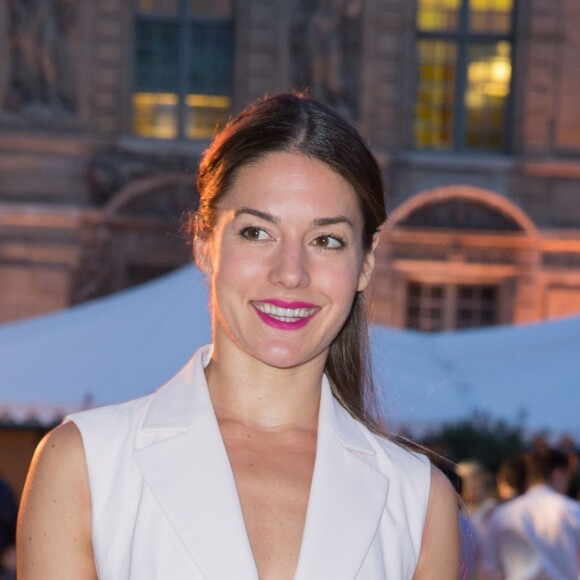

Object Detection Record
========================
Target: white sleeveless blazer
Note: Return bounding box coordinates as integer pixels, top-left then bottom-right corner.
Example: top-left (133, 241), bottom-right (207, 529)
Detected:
top-left (68, 345), bottom-right (431, 579)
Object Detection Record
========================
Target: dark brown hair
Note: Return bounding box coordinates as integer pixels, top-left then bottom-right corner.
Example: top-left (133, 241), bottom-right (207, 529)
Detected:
top-left (194, 93), bottom-right (387, 432)
top-left (524, 448), bottom-right (569, 486)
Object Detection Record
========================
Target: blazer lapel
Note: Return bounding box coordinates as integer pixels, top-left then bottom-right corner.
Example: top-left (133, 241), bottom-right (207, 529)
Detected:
top-left (133, 347), bottom-right (259, 580)
top-left (132, 346), bottom-right (389, 579)
top-left (294, 378), bottom-right (390, 580)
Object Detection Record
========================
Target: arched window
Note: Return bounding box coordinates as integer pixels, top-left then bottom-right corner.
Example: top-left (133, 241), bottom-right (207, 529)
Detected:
top-left (377, 186), bottom-right (538, 331)
top-left (405, 282), bottom-right (501, 331)
top-left (133, 0), bottom-right (234, 140)
top-left (414, 0), bottom-right (515, 152)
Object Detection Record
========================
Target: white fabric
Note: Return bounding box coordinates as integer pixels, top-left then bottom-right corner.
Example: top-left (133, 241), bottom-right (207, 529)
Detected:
top-left (480, 485), bottom-right (580, 580)
top-left (469, 497), bottom-right (498, 541)
top-left (67, 345), bottom-right (431, 580)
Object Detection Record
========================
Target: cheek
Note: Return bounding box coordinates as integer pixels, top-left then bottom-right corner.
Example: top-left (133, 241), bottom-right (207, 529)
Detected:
top-left (212, 245), bottom-right (263, 295)
top-left (318, 260), bottom-right (362, 299)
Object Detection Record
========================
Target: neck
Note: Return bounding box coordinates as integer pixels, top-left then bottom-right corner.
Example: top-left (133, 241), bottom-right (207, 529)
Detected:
top-left (204, 345), bottom-right (325, 432)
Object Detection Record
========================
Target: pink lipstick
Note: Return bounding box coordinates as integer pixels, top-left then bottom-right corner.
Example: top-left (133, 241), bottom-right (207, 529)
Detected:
top-left (251, 299), bottom-right (319, 331)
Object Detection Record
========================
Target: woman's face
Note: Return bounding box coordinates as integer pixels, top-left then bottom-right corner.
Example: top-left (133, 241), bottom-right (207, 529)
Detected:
top-left (195, 152), bottom-right (377, 371)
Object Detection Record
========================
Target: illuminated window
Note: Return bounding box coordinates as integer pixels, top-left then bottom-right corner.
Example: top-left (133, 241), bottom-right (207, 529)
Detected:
top-left (406, 282), bottom-right (500, 331)
top-left (134, 0), bottom-right (234, 140)
top-left (414, 0), bottom-right (515, 152)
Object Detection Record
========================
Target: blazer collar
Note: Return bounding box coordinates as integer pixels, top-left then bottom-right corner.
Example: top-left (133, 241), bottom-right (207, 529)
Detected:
top-left (141, 344), bottom-right (377, 453)
top-left (140, 343), bottom-right (214, 432)
top-left (295, 373), bottom-right (389, 579)
top-left (134, 345), bottom-right (389, 579)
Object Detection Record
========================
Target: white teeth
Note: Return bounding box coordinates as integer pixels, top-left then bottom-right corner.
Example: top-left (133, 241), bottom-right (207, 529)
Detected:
top-left (254, 302), bottom-right (317, 322)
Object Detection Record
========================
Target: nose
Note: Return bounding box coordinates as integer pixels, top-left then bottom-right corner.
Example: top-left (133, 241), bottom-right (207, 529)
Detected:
top-left (268, 241), bottom-right (310, 289)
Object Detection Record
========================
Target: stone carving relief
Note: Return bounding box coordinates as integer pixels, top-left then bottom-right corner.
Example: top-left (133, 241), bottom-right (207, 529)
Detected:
top-left (88, 150), bottom-right (201, 213)
top-left (4, 0), bottom-right (79, 119)
top-left (70, 149), bottom-right (201, 305)
top-left (290, 0), bottom-right (364, 120)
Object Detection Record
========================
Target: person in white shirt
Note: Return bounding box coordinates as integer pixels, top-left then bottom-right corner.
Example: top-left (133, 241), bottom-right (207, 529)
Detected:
top-left (480, 448), bottom-right (580, 580)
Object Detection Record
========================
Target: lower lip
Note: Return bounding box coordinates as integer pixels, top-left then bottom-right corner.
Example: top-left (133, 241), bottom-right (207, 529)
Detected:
top-left (253, 305), bottom-right (317, 331)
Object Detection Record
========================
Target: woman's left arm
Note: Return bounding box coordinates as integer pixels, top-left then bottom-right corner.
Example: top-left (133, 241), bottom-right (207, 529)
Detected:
top-left (414, 464), bottom-right (461, 580)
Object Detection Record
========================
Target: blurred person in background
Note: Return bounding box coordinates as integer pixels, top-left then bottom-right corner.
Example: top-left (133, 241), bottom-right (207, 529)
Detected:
top-left (456, 460), bottom-right (498, 541)
top-left (0, 476), bottom-right (17, 580)
top-left (480, 448), bottom-right (580, 580)
top-left (436, 459), bottom-right (478, 580)
top-left (495, 455), bottom-right (527, 502)
top-left (556, 436), bottom-right (580, 499)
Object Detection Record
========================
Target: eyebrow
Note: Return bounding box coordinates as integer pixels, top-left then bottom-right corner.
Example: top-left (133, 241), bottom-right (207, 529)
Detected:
top-left (234, 208), bottom-right (279, 223)
top-left (312, 216), bottom-right (355, 229)
top-left (234, 208), bottom-right (355, 229)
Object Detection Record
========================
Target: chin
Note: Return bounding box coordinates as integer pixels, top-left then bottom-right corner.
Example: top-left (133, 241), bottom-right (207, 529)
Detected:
top-left (252, 340), bottom-right (327, 371)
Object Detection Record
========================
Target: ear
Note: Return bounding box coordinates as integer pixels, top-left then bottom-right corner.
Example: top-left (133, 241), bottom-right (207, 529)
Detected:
top-left (193, 234), bottom-right (213, 275)
top-left (357, 232), bottom-right (380, 292)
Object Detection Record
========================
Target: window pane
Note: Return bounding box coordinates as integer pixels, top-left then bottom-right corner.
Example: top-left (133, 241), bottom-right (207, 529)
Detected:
top-left (465, 41), bottom-right (511, 150)
top-left (188, 22), bottom-right (233, 95)
top-left (185, 95), bottom-right (231, 139)
top-left (134, 21), bottom-right (180, 138)
top-left (407, 282), bottom-right (499, 331)
top-left (455, 284), bottom-right (499, 329)
top-left (431, 286), bottom-right (444, 299)
top-left (469, 0), bottom-right (513, 34)
top-left (414, 40), bottom-right (457, 150)
top-left (133, 93), bottom-right (178, 139)
top-left (134, 21), bottom-right (180, 91)
top-left (186, 21), bottom-right (233, 139)
top-left (406, 282), bottom-right (446, 332)
top-left (459, 286), bottom-right (473, 300)
top-left (190, 0), bottom-right (232, 18)
top-left (133, 5), bottom-right (234, 140)
top-left (137, 0), bottom-right (179, 15)
top-left (416, 0), bottom-right (461, 32)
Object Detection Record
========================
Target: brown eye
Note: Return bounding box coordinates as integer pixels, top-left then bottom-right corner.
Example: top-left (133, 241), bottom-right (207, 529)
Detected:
top-left (240, 226), bottom-right (268, 241)
top-left (313, 235), bottom-right (344, 249)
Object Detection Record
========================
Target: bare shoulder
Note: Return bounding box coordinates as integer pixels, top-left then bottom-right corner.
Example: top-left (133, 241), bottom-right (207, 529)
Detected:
top-left (413, 464), bottom-right (461, 580)
top-left (17, 422), bottom-right (97, 579)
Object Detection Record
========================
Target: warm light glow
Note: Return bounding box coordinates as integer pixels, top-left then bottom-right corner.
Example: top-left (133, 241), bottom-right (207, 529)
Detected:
top-left (133, 93), bottom-right (178, 139)
top-left (466, 43), bottom-right (512, 108)
top-left (185, 95), bottom-right (231, 139)
top-left (133, 92), bottom-right (231, 140)
top-left (134, 93), bottom-right (178, 106)
top-left (469, 0), bottom-right (512, 11)
top-left (418, 0), bottom-right (513, 33)
top-left (469, 0), bottom-right (513, 33)
top-left (414, 39), bottom-right (457, 150)
top-left (417, 0), bottom-right (461, 31)
top-left (185, 94), bottom-right (231, 108)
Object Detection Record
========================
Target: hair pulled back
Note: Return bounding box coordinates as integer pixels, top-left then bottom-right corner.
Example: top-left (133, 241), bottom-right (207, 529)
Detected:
top-left (195, 93), bottom-right (387, 432)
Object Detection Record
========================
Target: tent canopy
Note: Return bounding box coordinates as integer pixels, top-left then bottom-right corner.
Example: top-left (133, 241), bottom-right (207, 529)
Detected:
top-left (0, 265), bottom-right (578, 438)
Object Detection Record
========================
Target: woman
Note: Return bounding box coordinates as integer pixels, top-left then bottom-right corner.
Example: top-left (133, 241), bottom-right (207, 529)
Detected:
top-left (17, 94), bottom-right (460, 579)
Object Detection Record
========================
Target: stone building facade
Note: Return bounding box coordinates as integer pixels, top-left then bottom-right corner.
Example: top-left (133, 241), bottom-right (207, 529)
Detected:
top-left (0, 0), bottom-right (580, 330)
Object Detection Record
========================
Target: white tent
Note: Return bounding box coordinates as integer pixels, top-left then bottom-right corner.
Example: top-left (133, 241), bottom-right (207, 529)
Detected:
top-left (0, 266), bottom-right (211, 424)
top-left (0, 265), bottom-right (578, 438)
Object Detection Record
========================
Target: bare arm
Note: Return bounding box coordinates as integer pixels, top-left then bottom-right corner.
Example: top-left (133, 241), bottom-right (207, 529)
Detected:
top-left (414, 464), bottom-right (461, 580)
top-left (17, 422), bottom-right (97, 579)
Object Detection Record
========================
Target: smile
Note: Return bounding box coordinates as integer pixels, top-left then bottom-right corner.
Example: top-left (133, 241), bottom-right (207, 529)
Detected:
top-left (252, 302), bottom-right (318, 322)
top-left (251, 301), bottom-right (319, 330)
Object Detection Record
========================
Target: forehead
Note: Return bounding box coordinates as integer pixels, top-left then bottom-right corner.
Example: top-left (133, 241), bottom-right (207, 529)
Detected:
top-left (220, 152), bottom-right (362, 221)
